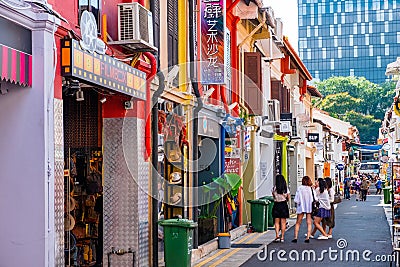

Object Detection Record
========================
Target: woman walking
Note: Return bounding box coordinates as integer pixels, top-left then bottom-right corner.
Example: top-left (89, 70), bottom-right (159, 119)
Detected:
top-left (272, 174), bottom-right (290, 243)
top-left (292, 176), bottom-right (314, 243)
top-left (322, 177), bottom-right (335, 238)
top-left (311, 178), bottom-right (335, 238)
top-left (313, 179), bottom-right (331, 240)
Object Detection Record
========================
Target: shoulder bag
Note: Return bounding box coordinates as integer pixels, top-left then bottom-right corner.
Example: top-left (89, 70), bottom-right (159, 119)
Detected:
top-left (311, 187), bottom-right (319, 217)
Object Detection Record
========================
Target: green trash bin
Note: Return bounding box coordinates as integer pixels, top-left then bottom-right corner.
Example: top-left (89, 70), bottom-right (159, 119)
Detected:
top-left (383, 187), bottom-right (391, 204)
top-left (159, 219), bottom-right (198, 267)
top-left (247, 199), bottom-right (269, 232)
top-left (260, 196), bottom-right (275, 229)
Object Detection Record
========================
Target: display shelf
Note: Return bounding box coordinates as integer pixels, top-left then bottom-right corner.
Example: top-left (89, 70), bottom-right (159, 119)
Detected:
top-left (163, 140), bottom-right (188, 219)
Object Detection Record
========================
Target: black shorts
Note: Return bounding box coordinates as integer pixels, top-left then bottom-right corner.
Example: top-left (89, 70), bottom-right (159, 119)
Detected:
top-left (272, 201), bottom-right (289, 219)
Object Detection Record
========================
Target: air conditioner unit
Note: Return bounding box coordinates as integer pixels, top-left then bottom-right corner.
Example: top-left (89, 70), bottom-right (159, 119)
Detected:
top-left (267, 99), bottom-right (280, 122)
top-left (111, 3), bottom-right (157, 52)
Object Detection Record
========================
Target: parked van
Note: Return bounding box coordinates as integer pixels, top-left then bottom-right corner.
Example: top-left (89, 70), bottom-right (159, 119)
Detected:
top-left (358, 162), bottom-right (380, 177)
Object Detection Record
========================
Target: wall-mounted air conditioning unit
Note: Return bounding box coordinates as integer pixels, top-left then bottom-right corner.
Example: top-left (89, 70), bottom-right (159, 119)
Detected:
top-left (267, 99), bottom-right (280, 122)
top-left (110, 3), bottom-right (157, 52)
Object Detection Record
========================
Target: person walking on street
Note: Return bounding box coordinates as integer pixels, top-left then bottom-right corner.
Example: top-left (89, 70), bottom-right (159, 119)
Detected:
top-left (343, 176), bottom-right (351, 200)
top-left (292, 176), bottom-right (314, 243)
top-left (271, 174), bottom-right (290, 243)
top-left (360, 177), bottom-right (369, 201)
top-left (322, 178), bottom-right (335, 238)
top-left (375, 177), bottom-right (383, 195)
top-left (313, 179), bottom-right (331, 240)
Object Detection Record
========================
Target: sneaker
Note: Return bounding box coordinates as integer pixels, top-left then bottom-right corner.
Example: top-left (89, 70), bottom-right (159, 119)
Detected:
top-left (317, 235), bottom-right (329, 240)
top-left (327, 235), bottom-right (333, 239)
top-left (304, 234), bottom-right (314, 239)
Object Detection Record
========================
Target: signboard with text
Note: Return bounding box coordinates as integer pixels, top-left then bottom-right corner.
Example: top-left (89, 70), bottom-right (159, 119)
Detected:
top-left (200, 0), bottom-right (226, 84)
top-left (61, 39), bottom-right (146, 100)
top-left (307, 133), bottom-right (319, 142)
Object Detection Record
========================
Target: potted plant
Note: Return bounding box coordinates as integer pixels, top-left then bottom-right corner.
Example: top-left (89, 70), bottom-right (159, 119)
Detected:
top-left (198, 173), bottom-right (242, 245)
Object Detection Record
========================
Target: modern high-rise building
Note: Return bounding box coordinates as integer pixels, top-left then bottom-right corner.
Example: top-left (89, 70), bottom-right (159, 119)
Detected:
top-left (298, 0), bottom-right (400, 84)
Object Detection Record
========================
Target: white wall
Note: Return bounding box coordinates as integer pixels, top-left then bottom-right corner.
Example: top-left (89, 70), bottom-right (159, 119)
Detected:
top-left (0, 8), bottom-right (57, 267)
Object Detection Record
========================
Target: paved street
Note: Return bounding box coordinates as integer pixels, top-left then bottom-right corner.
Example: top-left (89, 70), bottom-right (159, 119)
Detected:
top-left (242, 194), bottom-right (392, 267)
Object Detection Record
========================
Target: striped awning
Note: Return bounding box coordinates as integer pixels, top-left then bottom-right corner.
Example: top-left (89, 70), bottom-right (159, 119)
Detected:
top-left (0, 44), bottom-right (32, 87)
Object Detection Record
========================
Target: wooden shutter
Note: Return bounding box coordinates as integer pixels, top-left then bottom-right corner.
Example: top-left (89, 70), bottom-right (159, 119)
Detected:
top-left (244, 52), bottom-right (262, 115)
top-left (167, 0), bottom-right (178, 67)
top-left (271, 80), bottom-right (280, 101)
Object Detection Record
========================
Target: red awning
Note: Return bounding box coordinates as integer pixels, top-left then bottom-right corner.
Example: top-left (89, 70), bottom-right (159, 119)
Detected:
top-left (0, 44), bottom-right (32, 87)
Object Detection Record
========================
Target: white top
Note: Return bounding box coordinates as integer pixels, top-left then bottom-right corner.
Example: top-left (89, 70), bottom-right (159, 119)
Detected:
top-left (294, 185), bottom-right (313, 214)
top-left (316, 188), bottom-right (331, 210)
top-left (328, 188), bottom-right (335, 203)
top-left (272, 186), bottom-right (290, 202)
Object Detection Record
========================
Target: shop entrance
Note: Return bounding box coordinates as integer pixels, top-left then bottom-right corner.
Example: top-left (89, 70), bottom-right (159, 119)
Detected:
top-left (63, 88), bottom-right (104, 266)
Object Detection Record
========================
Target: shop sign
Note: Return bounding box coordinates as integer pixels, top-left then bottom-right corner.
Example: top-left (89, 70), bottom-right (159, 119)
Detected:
top-left (200, 0), bottom-right (226, 84)
top-left (280, 113), bottom-right (292, 121)
top-left (274, 141), bottom-right (283, 178)
top-left (307, 133), bottom-right (319, 142)
top-left (225, 158), bottom-right (240, 174)
top-left (199, 114), bottom-right (220, 138)
top-left (79, 11), bottom-right (106, 54)
top-left (61, 39), bottom-right (146, 100)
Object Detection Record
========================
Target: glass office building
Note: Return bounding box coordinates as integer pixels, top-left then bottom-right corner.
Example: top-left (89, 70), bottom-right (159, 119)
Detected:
top-left (298, 0), bottom-right (400, 84)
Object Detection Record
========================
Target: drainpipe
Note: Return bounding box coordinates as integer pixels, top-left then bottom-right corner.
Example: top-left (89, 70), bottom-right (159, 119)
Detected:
top-left (178, 0), bottom-right (188, 92)
top-left (226, 0), bottom-right (241, 112)
top-left (189, 0), bottom-right (203, 249)
top-left (140, 0), bottom-right (164, 266)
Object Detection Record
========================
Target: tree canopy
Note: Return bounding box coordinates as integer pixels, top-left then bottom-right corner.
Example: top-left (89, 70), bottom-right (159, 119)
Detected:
top-left (314, 76), bottom-right (395, 144)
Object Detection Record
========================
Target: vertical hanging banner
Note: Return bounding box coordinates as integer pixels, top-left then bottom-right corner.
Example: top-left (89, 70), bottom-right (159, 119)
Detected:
top-left (200, 0), bottom-right (226, 84)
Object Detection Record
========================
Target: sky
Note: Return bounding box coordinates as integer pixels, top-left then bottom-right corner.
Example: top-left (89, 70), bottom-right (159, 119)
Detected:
top-left (263, 0), bottom-right (299, 52)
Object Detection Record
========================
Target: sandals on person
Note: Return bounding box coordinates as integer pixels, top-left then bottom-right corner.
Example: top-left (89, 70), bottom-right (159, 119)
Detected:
top-left (291, 239), bottom-right (297, 243)
top-left (304, 239), bottom-right (310, 243)
top-left (273, 237), bottom-right (281, 243)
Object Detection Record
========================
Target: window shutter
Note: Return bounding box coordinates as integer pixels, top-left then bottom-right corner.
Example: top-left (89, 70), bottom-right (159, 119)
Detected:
top-left (271, 80), bottom-right (280, 101)
top-left (167, 0), bottom-right (178, 67)
top-left (244, 52), bottom-right (262, 115)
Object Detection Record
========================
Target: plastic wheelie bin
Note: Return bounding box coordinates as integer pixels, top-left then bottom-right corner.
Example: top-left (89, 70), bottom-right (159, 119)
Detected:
top-left (247, 199), bottom-right (269, 232)
top-left (159, 219), bottom-right (198, 267)
top-left (383, 187), bottom-right (391, 204)
top-left (260, 196), bottom-right (275, 229)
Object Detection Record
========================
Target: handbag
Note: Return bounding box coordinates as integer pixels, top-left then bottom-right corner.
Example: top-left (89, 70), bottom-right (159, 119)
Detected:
top-left (311, 187), bottom-right (319, 217)
top-left (333, 193), bottom-right (342, 204)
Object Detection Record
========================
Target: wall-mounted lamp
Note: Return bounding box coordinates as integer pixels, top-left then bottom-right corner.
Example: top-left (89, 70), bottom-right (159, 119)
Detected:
top-left (99, 97), bottom-right (107, 103)
top-left (76, 89), bottom-right (84, 101)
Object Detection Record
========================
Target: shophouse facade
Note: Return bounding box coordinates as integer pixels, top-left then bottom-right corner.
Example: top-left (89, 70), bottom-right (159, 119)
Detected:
top-left (0, 2), bottom-right (60, 266)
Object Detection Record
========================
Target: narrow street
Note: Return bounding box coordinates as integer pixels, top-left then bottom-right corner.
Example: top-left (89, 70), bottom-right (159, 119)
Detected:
top-left (242, 194), bottom-right (392, 267)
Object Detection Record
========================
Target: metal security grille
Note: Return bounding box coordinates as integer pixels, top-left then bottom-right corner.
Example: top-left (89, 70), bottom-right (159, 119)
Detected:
top-left (63, 90), bottom-right (99, 149)
top-left (54, 99), bottom-right (65, 267)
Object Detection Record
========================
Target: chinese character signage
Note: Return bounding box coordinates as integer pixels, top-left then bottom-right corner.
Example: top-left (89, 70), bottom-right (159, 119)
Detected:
top-left (200, 0), bottom-right (226, 84)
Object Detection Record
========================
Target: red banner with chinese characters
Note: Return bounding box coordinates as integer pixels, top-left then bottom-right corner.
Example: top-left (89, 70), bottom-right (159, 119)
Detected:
top-left (200, 0), bottom-right (226, 84)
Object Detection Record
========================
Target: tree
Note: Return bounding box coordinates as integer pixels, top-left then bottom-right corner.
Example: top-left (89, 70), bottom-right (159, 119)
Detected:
top-left (317, 92), bottom-right (362, 117)
top-left (343, 111), bottom-right (381, 144)
top-left (314, 76), bottom-right (395, 144)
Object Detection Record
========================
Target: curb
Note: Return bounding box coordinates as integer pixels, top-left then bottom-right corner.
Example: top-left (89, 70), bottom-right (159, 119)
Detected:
top-left (191, 225), bottom-right (247, 263)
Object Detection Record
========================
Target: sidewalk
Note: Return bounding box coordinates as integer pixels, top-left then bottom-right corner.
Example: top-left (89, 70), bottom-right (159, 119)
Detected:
top-left (191, 217), bottom-right (297, 267)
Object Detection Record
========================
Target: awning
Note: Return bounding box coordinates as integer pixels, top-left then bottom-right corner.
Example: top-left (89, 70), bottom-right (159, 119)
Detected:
top-left (0, 44), bottom-right (32, 86)
top-left (350, 143), bottom-right (386, 151)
